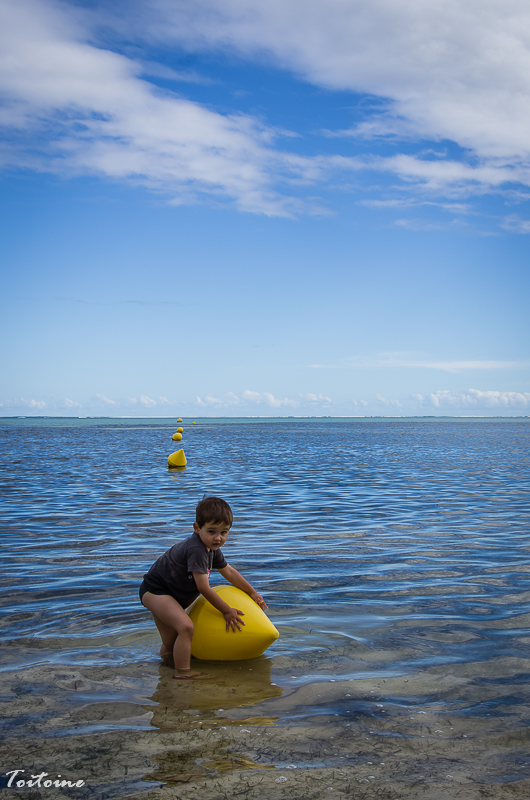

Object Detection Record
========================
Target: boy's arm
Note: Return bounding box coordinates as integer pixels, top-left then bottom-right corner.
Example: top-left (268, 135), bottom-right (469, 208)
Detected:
top-left (193, 571), bottom-right (245, 632)
top-left (218, 565), bottom-right (268, 609)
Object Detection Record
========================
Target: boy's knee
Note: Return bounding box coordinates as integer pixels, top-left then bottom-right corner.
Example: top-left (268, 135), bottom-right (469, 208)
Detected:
top-left (180, 619), bottom-right (194, 638)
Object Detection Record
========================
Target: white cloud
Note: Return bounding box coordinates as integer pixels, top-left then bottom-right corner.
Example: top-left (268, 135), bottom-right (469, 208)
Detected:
top-left (415, 360), bottom-right (527, 372)
top-left (0, 397), bottom-right (47, 410)
top-left (2, 388), bottom-right (527, 416)
top-left (196, 390), bottom-right (300, 408)
top-left (303, 393), bottom-right (333, 404)
top-left (194, 390), bottom-right (336, 409)
top-left (146, 0), bottom-right (530, 160)
top-left (126, 395), bottom-right (170, 407)
top-left (309, 353), bottom-right (529, 372)
top-left (94, 393), bottom-right (118, 406)
top-left (262, 392), bottom-right (287, 408)
top-left (501, 215), bottom-right (530, 233)
top-left (1, 0), bottom-right (530, 214)
top-left (129, 0), bottom-right (530, 200)
top-left (393, 218), bottom-right (449, 232)
top-left (0, 0), bottom-right (336, 216)
top-left (358, 199), bottom-right (472, 213)
top-left (241, 390), bottom-right (261, 403)
top-left (196, 395), bottom-right (226, 407)
top-left (135, 61), bottom-right (215, 85)
top-left (415, 389), bottom-right (530, 409)
top-left (373, 154), bottom-right (526, 195)
top-left (62, 398), bottom-right (81, 408)
top-left (375, 393), bottom-right (403, 407)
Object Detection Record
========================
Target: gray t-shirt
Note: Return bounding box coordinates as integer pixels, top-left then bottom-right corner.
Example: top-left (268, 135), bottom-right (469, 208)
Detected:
top-left (142, 532), bottom-right (228, 606)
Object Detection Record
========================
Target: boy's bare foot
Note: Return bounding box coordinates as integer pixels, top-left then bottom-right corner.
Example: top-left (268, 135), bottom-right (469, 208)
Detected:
top-left (172, 669), bottom-right (211, 681)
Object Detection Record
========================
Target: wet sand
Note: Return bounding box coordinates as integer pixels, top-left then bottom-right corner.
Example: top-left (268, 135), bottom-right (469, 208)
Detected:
top-left (2, 649), bottom-right (530, 800)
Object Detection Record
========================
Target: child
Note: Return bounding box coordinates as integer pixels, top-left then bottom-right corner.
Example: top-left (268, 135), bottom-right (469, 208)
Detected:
top-left (139, 496), bottom-right (267, 679)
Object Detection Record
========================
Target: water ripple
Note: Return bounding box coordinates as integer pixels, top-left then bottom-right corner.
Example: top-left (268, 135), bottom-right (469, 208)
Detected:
top-left (1, 417), bottom-right (529, 691)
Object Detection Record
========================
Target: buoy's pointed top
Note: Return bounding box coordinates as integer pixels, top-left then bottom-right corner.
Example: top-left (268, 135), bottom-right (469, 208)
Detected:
top-left (168, 448), bottom-right (187, 468)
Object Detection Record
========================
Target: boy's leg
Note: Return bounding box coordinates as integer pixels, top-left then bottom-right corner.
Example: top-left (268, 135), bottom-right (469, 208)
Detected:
top-left (151, 612), bottom-right (178, 663)
top-left (141, 592), bottom-right (207, 678)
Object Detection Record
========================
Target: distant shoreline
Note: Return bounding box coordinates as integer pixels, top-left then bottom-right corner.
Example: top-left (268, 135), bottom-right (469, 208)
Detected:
top-left (1, 415), bottom-right (528, 421)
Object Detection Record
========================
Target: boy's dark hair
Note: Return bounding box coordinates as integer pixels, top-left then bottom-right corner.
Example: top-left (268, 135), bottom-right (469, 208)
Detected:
top-left (196, 496), bottom-right (233, 528)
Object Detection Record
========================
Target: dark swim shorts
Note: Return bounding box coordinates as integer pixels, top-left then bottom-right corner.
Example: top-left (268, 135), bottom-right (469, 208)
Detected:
top-left (138, 579), bottom-right (198, 609)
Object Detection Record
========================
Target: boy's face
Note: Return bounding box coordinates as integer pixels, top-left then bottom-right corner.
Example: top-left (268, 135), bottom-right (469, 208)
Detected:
top-left (193, 519), bottom-right (230, 550)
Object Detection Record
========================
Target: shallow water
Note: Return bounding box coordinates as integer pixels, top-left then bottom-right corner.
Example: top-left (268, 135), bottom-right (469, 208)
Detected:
top-left (1, 416), bottom-right (530, 797)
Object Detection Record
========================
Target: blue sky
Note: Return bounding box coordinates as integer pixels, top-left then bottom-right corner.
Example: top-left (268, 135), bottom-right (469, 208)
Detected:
top-left (1, 0), bottom-right (529, 417)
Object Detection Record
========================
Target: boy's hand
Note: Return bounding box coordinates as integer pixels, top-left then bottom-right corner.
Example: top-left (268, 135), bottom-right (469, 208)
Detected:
top-left (224, 607), bottom-right (245, 632)
top-left (250, 592), bottom-right (268, 609)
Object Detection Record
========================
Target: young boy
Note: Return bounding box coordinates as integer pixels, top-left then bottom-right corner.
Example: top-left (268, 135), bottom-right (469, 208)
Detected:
top-left (139, 496), bottom-right (267, 679)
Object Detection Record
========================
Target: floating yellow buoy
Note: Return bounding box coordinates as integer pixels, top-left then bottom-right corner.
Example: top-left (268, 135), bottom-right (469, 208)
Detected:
top-left (177, 418), bottom-right (183, 422)
top-left (168, 449), bottom-right (187, 468)
top-left (192, 421), bottom-right (196, 424)
top-left (177, 427), bottom-right (183, 433)
top-left (172, 432), bottom-right (182, 441)
top-left (188, 586), bottom-right (279, 661)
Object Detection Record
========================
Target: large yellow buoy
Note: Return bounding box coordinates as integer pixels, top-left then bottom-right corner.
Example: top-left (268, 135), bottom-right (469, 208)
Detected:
top-left (168, 449), bottom-right (187, 468)
top-left (188, 586), bottom-right (279, 661)
top-left (172, 432), bottom-right (182, 441)
top-left (177, 427), bottom-right (183, 433)
top-left (177, 418), bottom-right (183, 422)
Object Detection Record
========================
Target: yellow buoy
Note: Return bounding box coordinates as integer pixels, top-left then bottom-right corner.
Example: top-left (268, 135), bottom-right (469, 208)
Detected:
top-left (172, 432), bottom-right (182, 441)
top-left (177, 427), bottom-right (183, 433)
top-left (168, 449), bottom-right (187, 468)
top-left (192, 421), bottom-right (196, 424)
top-left (177, 418), bottom-right (183, 422)
top-left (188, 586), bottom-right (279, 661)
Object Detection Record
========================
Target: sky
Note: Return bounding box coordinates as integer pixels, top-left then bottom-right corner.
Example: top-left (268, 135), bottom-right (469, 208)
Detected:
top-left (1, 0), bottom-right (529, 417)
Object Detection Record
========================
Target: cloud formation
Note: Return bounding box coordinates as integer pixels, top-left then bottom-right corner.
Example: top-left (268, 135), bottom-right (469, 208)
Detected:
top-left (375, 394), bottom-right (403, 407)
top-left (127, 395), bottom-right (171, 407)
top-left (141, 0), bottom-right (530, 190)
top-left (310, 354), bottom-right (528, 372)
top-left (0, 397), bottom-right (47, 410)
top-left (0, 394), bottom-right (174, 413)
top-left (196, 390), bottom-right (333, 409)
top-left (94, 393), bottom-right (118, 406)
top-left (0, 0), bottom-right (333, 216)
top-left (413, 389), bottom-right (530, 409)
top-left (2, 0), bottom-right (530, 215)
top-left (2, 388), bottom-right (528, 416)
top-left (0, 389), bottom-right (336, 415)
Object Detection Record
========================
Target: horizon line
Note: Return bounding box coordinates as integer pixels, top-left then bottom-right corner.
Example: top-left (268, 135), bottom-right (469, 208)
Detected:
top-left (1, 415), bottom-right (529, 421)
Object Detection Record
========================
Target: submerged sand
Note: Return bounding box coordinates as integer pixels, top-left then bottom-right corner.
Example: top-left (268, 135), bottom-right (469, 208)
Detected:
top-left (1, 647), bottom-right (530, 800)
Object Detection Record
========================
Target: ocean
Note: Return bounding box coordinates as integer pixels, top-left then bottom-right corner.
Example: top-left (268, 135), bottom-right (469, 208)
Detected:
top-left (1, 416), bottom-right (529, 799)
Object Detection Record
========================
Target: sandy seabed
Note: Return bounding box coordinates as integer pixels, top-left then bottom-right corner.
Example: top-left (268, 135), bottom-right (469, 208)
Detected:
top-left (1, 648), bottom-right (530, 800)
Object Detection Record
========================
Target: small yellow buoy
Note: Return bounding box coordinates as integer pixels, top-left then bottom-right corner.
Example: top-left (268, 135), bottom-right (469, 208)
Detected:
top-left (177, 418), bottom-right (183, 422)
top-left (192, 421), bottom-right (196, 424)
top-left (188, 586), bottom-right (279, 661)
top-left (172, 432), bottom-right (182, 441)
top-left (168, 449), bottom-right (187, 468)
top-left (177, 427), bottom-right (183, 433)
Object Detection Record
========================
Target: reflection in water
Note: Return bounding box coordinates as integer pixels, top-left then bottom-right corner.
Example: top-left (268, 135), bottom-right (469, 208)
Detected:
top-left (144, 658), bottom-right (283, 788)
top-left (148, 657), bottom-right (283, 721)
